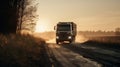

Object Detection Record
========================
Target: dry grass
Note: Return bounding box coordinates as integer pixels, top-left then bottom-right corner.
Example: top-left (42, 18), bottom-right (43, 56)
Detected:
top-left (0, 34), bottom-right (50, 67)
top-left (88, 36), bottom-right (120, 43)
top-left (83, 36), bottom-right (120, 51)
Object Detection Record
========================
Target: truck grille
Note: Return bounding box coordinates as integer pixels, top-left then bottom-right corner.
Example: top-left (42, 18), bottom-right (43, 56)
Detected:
top-left (58, 32), bottom-right (69, 39)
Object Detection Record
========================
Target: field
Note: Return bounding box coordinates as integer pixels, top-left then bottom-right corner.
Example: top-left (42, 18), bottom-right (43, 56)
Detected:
top-left (0, 34), bottom-right (51, 67)
top-left (82, 35), bottom-right (120, 52)
top-left (87, 35), bottom-right (120, 43)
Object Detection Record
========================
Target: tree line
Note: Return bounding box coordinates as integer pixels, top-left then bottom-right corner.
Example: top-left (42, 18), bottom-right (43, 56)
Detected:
top-left (78, 28), bottom-right (120, 36)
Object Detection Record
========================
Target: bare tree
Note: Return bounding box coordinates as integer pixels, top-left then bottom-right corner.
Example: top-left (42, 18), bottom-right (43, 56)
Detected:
top-left (21, 1), bottom-right (38, 32)
top-left (0, 0), bottom-right (26, 34)
top-left (115, 28), bottom-right (120, 35)
top-left (0, 0), bottom-right (37, 34)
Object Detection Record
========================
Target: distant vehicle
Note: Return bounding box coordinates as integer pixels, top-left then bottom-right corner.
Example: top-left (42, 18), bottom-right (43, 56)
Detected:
top-left (54, 22), bottom-right (77, 44)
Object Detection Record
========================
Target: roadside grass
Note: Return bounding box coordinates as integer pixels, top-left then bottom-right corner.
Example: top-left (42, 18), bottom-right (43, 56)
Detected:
top-left (0, 34), bottom-right (50, 67)
top-left (83, 38), bottom-right (120, 50)
top-left (88, 36), bottom-right (120, 44)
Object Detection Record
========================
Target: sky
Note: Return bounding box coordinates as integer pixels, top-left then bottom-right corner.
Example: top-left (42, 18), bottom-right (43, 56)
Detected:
top-left (35, 0), bottom-right (120, 32)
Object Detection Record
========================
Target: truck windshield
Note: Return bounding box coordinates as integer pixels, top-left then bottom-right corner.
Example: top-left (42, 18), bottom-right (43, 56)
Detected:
top-left (57, 25), bottom-right (71, 31)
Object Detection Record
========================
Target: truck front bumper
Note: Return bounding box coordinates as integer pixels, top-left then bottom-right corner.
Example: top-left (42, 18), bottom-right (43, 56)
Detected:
top-left (56, 36), bottom-right (72, 42)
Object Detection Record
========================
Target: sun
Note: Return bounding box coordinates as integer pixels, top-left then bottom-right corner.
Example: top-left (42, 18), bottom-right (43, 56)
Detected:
top-left (35, 19), bottom-right (50, 32)
top-left (35, 25), bottom-right (47, 32)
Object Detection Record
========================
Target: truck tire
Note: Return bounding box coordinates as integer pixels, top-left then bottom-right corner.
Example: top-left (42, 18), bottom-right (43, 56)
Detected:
top-left (69, 41), bottom-right (72, 44)
top-left (73, 39), bottom-right (75, 43)
top-left (72, 37), bottom-right (75, 43)
top-left (56, 41), bottom-right (59, 44)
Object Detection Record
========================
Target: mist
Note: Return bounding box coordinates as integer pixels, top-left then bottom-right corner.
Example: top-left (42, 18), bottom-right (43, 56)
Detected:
top-left (33, 32), bottom-right (88, 43)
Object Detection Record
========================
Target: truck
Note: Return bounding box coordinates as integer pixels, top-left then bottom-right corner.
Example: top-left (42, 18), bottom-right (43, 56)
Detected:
top-left (54, 22), bottom-right (77, 44)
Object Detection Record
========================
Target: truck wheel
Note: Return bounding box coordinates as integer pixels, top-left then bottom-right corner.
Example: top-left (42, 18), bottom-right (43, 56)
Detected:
top-left (72, 37), bottom-right (75, 43)
top-left (72, 39), bottom-right (75, 43)
top-left (69, 41), bottom-right (72, 44)
top-left (56, 41), bottom-right (59, 44)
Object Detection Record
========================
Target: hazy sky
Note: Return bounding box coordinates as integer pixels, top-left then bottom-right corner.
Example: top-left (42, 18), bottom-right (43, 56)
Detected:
top-left (35, 0), bottom-right (120, 32)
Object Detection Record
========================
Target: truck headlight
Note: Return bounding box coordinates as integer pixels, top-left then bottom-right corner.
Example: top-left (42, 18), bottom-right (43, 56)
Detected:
top-left (56, 36), bottom-right (59, 39)
top-left (68, 36), bottom-right (72, 39)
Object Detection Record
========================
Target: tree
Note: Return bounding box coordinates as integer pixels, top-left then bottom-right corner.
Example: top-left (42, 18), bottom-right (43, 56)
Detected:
top-left (0, 0), bottom-right (37, 34)
top-left (21, 1), bottom-right (38, 32)
top-left (115, 28), bottom-right (120, 35)
top-left (0, 0), bottom-right (26, 34)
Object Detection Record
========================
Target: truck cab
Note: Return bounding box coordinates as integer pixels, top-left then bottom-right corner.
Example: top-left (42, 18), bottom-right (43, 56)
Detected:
top-left (55, 22), bottom-right (77, 44)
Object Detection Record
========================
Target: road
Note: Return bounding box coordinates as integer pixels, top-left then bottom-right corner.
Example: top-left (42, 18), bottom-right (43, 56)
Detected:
top-left (47, 42), bottom-right (120, 67)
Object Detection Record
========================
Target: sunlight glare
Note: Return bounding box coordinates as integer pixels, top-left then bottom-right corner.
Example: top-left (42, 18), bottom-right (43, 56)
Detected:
top-left (35, 19), bottom-right (50, 32)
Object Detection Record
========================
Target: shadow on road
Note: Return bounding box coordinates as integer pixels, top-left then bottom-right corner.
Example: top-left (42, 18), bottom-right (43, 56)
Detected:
top-left (61, 41), bottom-right (120, 67)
